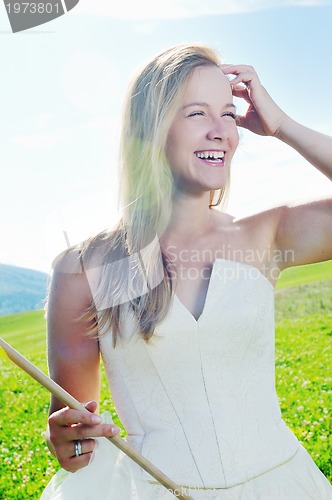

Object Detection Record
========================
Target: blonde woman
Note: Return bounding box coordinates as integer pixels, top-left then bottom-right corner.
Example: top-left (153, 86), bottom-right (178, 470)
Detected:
top-left (42, 44), bottom-right (332, 499)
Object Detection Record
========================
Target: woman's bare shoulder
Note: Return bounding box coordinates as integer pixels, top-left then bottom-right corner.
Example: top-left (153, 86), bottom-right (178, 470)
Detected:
top-left (52, 247), bottom-right (83, 274)
top-left (224, 205), bottom-right (284, 238)
top-left (212, 206), bottom-right (284, 252)
top-left (49, 248), bottom-right (93, 311)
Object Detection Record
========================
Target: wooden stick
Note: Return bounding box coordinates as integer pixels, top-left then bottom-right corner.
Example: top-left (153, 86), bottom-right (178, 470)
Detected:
top-left (0, 337), bottom-right (192, 500)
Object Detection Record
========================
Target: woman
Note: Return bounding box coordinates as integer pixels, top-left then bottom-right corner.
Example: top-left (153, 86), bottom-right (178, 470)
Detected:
top-left (42, 44), bottom-right (332, 499)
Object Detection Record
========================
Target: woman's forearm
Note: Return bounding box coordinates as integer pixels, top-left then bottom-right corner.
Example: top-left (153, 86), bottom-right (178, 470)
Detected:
top-left (277, 117), bottom-right (332, 181)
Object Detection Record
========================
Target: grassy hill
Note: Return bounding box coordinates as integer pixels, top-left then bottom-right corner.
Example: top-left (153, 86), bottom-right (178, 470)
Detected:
top-left (0, 264), bottom-right (48, 316)
top-left (275, 260), bottom-right (332, 322)
top-left (277, 259), bottom-right (332, 289)
top-left (0, 260), bottom-right (331, 498)
top-left (0, 310), bottom-right (46, 352)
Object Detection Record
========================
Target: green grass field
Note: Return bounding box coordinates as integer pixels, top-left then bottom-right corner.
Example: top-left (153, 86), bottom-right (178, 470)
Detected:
top-left (0, 261), bottom-right (331, 499)
top-left (276, 259), bottom-right (332, 289)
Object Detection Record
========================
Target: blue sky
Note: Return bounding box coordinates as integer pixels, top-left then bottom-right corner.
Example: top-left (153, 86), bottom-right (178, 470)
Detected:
top-left (1, 0), bottom-right (332, 272)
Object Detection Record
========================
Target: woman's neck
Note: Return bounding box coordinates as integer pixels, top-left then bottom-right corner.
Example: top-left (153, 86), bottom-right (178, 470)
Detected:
top-left (161, 191), bottom-right (214, 248)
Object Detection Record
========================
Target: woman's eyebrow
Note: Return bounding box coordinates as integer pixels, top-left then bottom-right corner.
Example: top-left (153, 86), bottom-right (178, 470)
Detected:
top-left (182, 102), bottom-right (236, 110)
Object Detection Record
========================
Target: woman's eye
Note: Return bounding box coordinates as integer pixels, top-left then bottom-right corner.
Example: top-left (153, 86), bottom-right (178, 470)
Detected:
top-left (188, 111), bottom-right (204, 117)
top-left (223, 112), bottom-right (237, 120)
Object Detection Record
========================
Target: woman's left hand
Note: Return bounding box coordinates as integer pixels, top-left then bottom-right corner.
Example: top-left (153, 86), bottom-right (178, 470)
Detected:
top-left (220, 64), bottom-right (288, 137)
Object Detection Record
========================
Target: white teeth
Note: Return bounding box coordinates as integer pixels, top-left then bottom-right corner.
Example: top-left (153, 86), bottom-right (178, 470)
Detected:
top-left (195, 151), bottom-right (225, 160)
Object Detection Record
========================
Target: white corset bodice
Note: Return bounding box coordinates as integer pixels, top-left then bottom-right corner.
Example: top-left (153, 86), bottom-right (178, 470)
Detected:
top-left (98, 259), bottom-right (299, 489)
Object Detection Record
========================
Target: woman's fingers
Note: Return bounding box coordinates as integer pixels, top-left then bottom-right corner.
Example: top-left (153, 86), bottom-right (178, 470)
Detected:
top-left (65, 452), bottom-right (93, 472)
top-left (68, 438), bottom-right (95, 458)
top-left (49, 406), bottom-right (101, 428)
top-left (49, 411), bottom-right (120, 443)
top-left (83, 400), bottom-right (98, 413)
top-left (56, 425), bottom-right (120, 472)
top-left (220, 64), bottom-right (259, 83)
top-left (48, 405), bottom-right (121, 472)
top-left (220, 63), bottom-right (287, 136)
top-left (67, 422), bottom-right (121, 441)
top-left (231, 85), bottom-right (252, 103)
top-left (58, 438), bottom-right (96, 472)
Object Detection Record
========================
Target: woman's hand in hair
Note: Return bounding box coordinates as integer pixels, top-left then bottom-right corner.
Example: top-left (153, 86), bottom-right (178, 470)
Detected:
top-left (220, 64), bottom-right (289, 138)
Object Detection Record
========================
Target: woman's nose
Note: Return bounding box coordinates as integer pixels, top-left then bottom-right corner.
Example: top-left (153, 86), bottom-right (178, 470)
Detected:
top-left (207, 118), bottom-right (229, 141)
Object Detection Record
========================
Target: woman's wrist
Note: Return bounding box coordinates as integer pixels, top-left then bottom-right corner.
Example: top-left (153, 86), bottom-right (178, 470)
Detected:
top-left (273, 114), bottom-right (296, 142)
top-left (274, 116), bottom-right (332, 180)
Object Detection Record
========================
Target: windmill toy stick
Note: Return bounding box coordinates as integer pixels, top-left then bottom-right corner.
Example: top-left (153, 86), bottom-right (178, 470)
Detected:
top-left (0, 337), bottom-right (192, 500)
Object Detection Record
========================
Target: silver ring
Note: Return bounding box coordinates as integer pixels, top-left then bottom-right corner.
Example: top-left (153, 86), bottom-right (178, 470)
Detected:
top-left (75, 440), bottom-right (82, 457)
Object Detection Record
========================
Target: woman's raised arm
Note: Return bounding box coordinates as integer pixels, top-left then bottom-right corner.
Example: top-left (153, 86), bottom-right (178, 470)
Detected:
top-left (221, 64), bottom-right (332, 269)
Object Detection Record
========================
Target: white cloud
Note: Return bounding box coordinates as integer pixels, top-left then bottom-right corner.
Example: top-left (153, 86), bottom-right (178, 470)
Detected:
top-left (73, 0), bottom-right (332, 20)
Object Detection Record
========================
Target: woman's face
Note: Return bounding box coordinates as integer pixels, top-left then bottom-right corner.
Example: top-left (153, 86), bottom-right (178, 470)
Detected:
top-left (166, 65), bottom-right (239, 195)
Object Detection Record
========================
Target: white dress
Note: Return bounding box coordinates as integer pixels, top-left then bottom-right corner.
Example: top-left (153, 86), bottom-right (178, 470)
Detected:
top-left (41, 259), bottom-right (332, 499)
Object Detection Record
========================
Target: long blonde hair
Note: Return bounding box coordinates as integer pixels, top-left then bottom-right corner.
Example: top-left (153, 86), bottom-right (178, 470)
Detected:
top-left (80, 43), bottom-right (230, 345)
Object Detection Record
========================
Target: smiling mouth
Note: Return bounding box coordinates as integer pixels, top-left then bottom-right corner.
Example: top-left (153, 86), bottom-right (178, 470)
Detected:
top-left (194, 150), bottom-right (225, 164)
